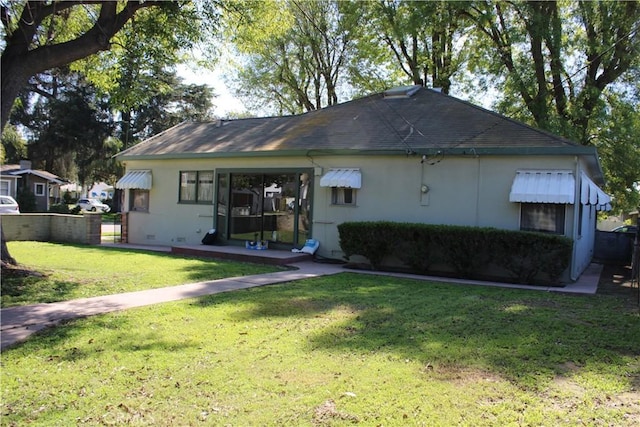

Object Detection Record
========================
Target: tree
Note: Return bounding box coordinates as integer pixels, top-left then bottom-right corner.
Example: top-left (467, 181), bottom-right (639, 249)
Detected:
top-left (72, 3), bottom-right (211, 148)
top-left (0, 124), bottom-right (27, 164)
top-left (0, 1), bottom-right (181, 130)
top-left (224, 0), bottom-right (357, 115)
top-left (594, 94), bottom-right (640, 214)
top-left (29, 72), bottom-right (115, 189)
top-left (463, 0), bottom-right (639, 144)
top-left (344, 0), bottom-right (471, 95)
top-left (0, 0), bottom-right (219, 266)
top-left (128, 71), bottom-right (214, 141)
top-left (460, 1), bottom-right (639, 213)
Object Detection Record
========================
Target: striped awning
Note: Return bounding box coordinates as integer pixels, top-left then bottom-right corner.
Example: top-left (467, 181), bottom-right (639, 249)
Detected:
top-left (320, 168), bottom-right (362, 188)
top-left (509, 170), bottom-right (575, 204)
top-left (116, 170), bottom-right (152, 190)
top-left (581, 172), bottom-right (611, 211)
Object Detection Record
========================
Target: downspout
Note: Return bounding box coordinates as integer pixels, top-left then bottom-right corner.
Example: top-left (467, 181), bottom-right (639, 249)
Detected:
top-left (475, 156), bottom-right (481, 226)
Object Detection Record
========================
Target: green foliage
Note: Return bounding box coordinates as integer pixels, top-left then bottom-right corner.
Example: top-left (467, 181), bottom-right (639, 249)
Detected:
top-left (463, 1), bottom-right (638, 145)
top-left (48, 204), bottom-right (82, 215)
top-left (67, 4), bottom-right (215, 146)
top-left (338, 222), bottom-right (573, 285)
top-left (223, 0), bottom-right (357, 114)
top-left (338, 221), bottom-right (399, 269)
top-left (492, 229), bottom-right (572, 285)
top-left (126, 72), bottom-right (215, 141)
top-left (72, 3), bottom-right (208, 101)
top-left (393, 224), bottom-right (439, 273)
top-left (15, 189), bottom-right (36, 213)
top-left (595, 94), bottom-right (640, 214)
top-left (0, 124), bottom-right (27, 163)
top-left (48, 204), bottom-right (71, 214)
top-left (343, 0), bottom-right (470, 94)
top-left (12, 70), bottom-right (116, 184)
top-left (62, 191), bottom-right (75, 205)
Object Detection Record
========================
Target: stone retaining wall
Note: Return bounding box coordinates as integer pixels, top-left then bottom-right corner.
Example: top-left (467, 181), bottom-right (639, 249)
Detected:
top-left (0, 213), bottom-right (101, 245)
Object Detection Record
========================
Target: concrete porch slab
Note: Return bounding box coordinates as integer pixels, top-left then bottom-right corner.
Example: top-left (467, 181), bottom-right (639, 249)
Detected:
top-left (170, 244), bottom-right (312, 265)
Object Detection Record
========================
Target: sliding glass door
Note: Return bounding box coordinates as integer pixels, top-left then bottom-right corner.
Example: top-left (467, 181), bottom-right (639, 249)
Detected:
top-left (216, 170), bottom-right (311, 247)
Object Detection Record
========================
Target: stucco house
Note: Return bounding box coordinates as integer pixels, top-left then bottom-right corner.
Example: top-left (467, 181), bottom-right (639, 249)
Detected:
top-left (0, 160), bottom-right (66, 211)
top-left (115, 86), bottom-right (610, 281)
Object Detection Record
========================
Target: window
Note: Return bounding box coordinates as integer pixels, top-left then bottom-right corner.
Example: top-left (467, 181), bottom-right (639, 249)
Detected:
top-left (331, 188), bottom-right (356, 206)
top-left (179, 171), bottom-right (213, 203)
top-left (34, 183), bottom-right (46, 196)
top-left (198, 171), bottom-right (214, 202)
top-left (520, 203), bottom-right (565, 234)
top-left (130, 189), bottom-right (149, 212)
top-left (0, 180), bottom-right (8, 196)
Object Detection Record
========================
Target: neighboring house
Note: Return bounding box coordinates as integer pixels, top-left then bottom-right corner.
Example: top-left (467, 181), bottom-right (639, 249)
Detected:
top-left (88, 182), bottom-right (114, 200)
top-left (115, 86), bottom-right (611, 281)
top-left (0, 166), bottom-right (20, 198)
top-left (59, 182), bottom-right (83, 200)
top-left (59, 182), bottom-right (114, 201)
top-left (0, 160), bottom-right (66, 211)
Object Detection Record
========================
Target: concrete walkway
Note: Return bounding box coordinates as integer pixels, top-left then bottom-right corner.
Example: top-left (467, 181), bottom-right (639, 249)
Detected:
top-left (0, 259), bottom-right (602, 351)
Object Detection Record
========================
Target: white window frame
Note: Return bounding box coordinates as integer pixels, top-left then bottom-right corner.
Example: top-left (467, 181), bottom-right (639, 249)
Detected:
top-left (179, 170), bottom-right (214, 204)
top-left (34, 182), bottom-right (46, 196)
top-left (331, 187), bottom-right (357, 206)
top-left (0, 180), bottom-right (9, 196)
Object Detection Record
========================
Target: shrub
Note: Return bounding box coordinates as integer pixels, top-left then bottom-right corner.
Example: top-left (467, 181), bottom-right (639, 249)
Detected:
top-left (494, 230), bottom-right (572, 284)
top-left (338, 221), bottom-right (397, 269)
top-left (49, 203), bottom-right (71, 214)
top-left (394, 225), bottom-right (438, 273)
top-left (338, 221), bottom-right (573, 285)
top-left (16, 189), bottom-right (36, 212)
top-left (62, 191), bottom-right (76, 204)
top-left (48, 204), bottom-right (82, 215)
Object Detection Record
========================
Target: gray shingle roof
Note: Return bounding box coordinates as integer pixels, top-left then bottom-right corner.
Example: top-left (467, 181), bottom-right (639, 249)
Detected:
top-left (117, 87), bottom-right (593, 160)
top-left (1, 164), bottom-right (65, 183)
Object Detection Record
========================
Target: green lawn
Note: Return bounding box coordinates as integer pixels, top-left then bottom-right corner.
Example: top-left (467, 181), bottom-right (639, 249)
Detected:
top-left (1, 243), bottom-right (639, 425)
top-left (1, 242), bottom-right (283, 307)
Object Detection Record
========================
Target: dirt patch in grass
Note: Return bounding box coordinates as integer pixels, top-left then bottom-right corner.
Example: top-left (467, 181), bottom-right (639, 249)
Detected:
top-left (597, 263), bottom-right (639, 306)
top-left (0, 263), bottom-right (44, 278)
top-left (312, 400), bottom-right (359, 425)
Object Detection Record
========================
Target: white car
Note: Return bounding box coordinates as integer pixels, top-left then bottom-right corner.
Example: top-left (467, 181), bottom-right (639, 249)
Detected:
top-left (77, 198), bottom-right (110, 213)
top-left (0, 195), bottom-right (20, 214)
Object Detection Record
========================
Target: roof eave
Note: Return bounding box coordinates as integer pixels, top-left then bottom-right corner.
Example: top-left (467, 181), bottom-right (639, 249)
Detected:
top-left (11, 169), bottom-right (66, 184)
top-left (117, 145), bottom-right (599, 161)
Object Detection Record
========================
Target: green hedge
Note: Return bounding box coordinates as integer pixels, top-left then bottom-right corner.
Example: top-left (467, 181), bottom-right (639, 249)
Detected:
top-left (49, 204), bottom-right (82, 215)
top-left (337, 222), bottom-right (573, 285)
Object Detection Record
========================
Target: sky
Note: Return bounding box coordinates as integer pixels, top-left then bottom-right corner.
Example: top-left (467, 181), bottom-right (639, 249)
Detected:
top-left (176, 63), bottom-right (247, 118)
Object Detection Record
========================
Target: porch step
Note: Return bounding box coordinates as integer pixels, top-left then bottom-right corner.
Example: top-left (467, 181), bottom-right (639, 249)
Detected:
top-left (171, 244), bottom-right (312, 266)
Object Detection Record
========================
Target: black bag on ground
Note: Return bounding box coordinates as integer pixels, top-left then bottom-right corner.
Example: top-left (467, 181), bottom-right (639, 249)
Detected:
top-left (201, 229), bottom-right (217, 245)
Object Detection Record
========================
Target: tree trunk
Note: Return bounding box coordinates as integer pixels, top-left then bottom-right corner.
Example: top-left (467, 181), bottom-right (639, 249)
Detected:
top-left (1, 226), bottom-right (17, 266)
top-left (0, 59), bottom-right (31, 134)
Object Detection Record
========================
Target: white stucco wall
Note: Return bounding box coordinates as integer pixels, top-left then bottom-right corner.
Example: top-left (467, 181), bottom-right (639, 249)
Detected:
top-left (571, 157), bottom-right (602, 279)
top-left (121, 153), bottom-right (589, 264)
